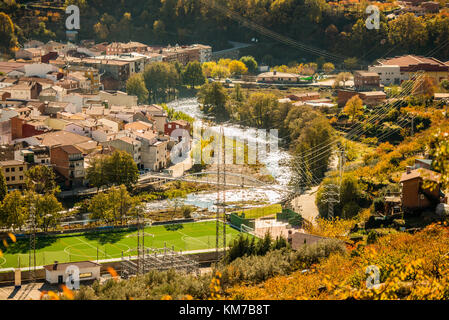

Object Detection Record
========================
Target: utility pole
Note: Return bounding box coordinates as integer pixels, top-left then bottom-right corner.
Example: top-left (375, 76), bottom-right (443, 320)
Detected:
top-left (323, 148), bottom-right (345, 219)
top-left (215, 127), bottom-right (227, 263)
top-left (28, 202), bottom-right (36, 283)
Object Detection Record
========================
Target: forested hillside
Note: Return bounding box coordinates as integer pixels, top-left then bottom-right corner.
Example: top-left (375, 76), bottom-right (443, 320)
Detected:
top-left (3, 0), bottom-right (449, 64)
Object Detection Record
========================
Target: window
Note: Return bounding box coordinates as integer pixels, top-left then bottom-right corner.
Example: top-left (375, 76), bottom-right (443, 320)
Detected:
top-left (19, 176), bottom-right (23, 180)
top-left (11, 176), bottom-right (15, 181)
top-left (19, 167), bottom-right (23, 171)
top-left (11, 168), bottom-right (15, 172)
top-left (5, 168), bottom-right (9, 173)
top-left (6, 177), bottom-right (9, 181)
top-left (79, 272), bottom-right (93, 279)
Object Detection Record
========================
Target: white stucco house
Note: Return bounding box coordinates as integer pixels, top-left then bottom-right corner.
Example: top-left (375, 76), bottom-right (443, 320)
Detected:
top-left (44, 261), bottom-right (101, 285)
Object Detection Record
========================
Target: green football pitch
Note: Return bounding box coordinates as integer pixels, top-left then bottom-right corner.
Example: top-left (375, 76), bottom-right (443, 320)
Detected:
top-left (0, 221), bottom-right (243, 269)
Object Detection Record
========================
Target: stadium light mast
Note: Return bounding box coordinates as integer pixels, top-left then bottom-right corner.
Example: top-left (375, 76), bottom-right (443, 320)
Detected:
top-left (215, 127), bottom-right (227, 263)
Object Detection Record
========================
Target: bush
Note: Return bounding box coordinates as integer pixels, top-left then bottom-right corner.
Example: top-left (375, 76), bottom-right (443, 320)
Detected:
top-left (367, 230), bottom-right (379, 244)
top-left (392, 219), bottom-right (406, 229)
top-left (181, 205), bottom-right (193, 219)
top-left (373, 197), bottom-right (385, 214)
top-left (342, 202), bottom-right (361, 218)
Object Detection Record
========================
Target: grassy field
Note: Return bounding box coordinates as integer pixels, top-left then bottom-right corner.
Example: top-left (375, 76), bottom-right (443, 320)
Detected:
top-left (0, 221), bottom-right (242, 269)
top-left (232, 204), bottom-right (282, 220)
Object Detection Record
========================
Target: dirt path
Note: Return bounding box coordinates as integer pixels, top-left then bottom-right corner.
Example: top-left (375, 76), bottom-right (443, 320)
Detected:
top-left (290, 186), bottom-right (320, 225)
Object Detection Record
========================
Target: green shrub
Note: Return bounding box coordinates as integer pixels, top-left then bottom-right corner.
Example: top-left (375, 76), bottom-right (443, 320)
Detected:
top-left (367, 230), bottom-right (379, 244)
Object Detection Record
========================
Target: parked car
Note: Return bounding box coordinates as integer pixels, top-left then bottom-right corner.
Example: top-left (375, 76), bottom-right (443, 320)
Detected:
top-left (225, 78), bottom-right (232, 84)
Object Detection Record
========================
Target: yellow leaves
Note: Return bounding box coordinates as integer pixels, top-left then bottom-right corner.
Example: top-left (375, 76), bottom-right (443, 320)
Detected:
top-left (61, 285), bottom-right (74, 300)
top-left (107, 267), bottom-right (118, 280)
top-left (229, 224), bottom-right (449, 300)
top-left (41, 291), bottom-right (60, 300)
top-left (161, 295), bottom-right (172, 300)
top-left (209, 271), bottom-right (223, 300)
top-left (307, 217), bottom-right (357, 241)
top-left (8, 233), bottom-right (16, 243)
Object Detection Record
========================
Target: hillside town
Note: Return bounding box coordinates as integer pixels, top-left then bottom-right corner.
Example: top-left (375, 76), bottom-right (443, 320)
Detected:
top-left (0, 0), bottom-right (449, 306)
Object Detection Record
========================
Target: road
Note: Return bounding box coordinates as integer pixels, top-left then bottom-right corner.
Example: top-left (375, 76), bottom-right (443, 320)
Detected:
top-left (290, 186), bottom-right (320, 225)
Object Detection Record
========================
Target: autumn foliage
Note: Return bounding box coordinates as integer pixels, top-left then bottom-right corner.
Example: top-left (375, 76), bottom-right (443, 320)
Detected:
top-left (228, 223), bottom-right (449, 300)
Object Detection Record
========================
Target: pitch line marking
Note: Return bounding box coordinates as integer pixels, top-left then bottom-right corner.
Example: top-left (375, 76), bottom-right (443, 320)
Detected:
top-left (75, 237), bottom-right (112, 259)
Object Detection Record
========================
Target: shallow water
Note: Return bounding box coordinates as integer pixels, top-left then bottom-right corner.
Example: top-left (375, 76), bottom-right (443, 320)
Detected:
top-left (145, 97), bottom-right (294, 212)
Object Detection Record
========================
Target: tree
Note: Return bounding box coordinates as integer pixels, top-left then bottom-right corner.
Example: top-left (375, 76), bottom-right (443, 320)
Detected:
top-left (126, 73), bottom-right (148, 104)
top-left (198, 82), bottom-right (228, 118)
top-left (211, 64), bottom-right (230, 79)
top-left (202, 61), bottom-right (217, 78)
top-left (143, 62), bottom-right (180, 102)
top-left (86, 151), bottom-right (138, 190)
top-left (240, 56), bottom-right (258, 74)
top-left (0, 170), bottom-right (6, 202)
top-left (343, 95), bottom-right (364, 124)
top-left (291, 113), bottom-right (334, 186)
top-left (439, 79), bottom-right (449, 92)
top-left (343, 57), bottom-right (358, 70)
top-left (0, 190), bottom-right (27, 231)
top-left (242, 92), bottom-right (279, 128)
top-left (0, 12), bottom-right (16, 53)
top-left (86, 154), bottom-right (108, 190)
top-left (25, 165), bottom-right (58, 195)
top-left (89, 185), bottom-right (138, 225)
top-left (182, 61), bottom-right (205, 88)
top-left (228, 60), bottom-right (248, 76)
top-left (412, 76), bottom-right (436, 97)
top-left (323, 62), bottom-right (335, 73)
top-left (333, 72), bottom-right (352, 88)
top-left (104, 151), bottom-right (139, 190)
top-left (33, 192), bottom-right (63, 232)
top-left (316, 174), bottom-right (364, 219)
top-left (388, 13), bottom-right (428, 52)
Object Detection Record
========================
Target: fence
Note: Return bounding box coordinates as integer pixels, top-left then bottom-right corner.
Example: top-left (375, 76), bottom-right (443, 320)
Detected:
top-left (229, 213), bottom-right (255, 230)
top-left (276, 209), bottom-right (304, 227)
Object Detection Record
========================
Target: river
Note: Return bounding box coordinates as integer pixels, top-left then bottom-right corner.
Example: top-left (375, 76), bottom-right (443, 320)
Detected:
top-left (145, 97), bottom-right (294, 213)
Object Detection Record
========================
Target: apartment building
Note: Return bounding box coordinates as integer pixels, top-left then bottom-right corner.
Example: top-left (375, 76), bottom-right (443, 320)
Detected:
top-left (0, 160), bottom-right (27, 190)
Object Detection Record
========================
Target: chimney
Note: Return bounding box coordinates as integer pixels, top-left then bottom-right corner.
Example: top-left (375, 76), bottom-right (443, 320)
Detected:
top-left (406, 166), bottom-right (412, 174)
top-left (273, 70), bottom-right (277, 75)
top-left (53, 261), bottom-right (58, 270)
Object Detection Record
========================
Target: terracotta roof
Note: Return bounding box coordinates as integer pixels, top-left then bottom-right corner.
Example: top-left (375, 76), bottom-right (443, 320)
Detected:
top-left (400, 168), bottom-right (441, 183)
top-left (0, 160), bottom-right (25, 167)
top-left (34, 131), bottom-right (91, 147)
top-left (125, 121), bottom-right (153, 131)
top-left (0, 62), bottom-right (27, 74)
top-left (378, 55), bottom-right (448, 71)
top-left (119, 136), bottom-right (139, 144)
top-left (43, 260), bottom-right (100, 271)
top-left (257, 71), bottom-right (300, 78)
top-left (56, 145), bottom-right (82, 154)
top-left (355, 71), bottom-right (380, 77)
